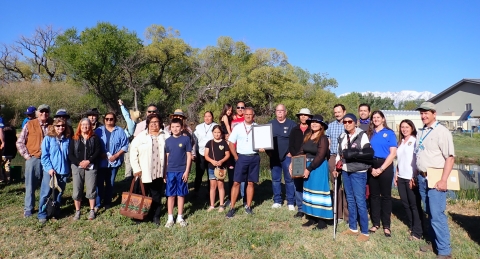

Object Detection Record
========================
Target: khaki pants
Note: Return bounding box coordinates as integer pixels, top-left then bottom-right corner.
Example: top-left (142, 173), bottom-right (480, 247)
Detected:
top-left (328, 154), bottom-right (349, 221)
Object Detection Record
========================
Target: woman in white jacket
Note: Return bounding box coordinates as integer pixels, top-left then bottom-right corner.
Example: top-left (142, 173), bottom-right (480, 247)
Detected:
top-left (130, 113), bottom-right (167, 226)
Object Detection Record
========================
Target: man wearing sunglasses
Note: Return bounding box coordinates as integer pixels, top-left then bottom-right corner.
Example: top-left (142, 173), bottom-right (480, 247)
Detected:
top-left (133, 104), bottom-right (159, 137)
top-left (326, 104), bottom-right (349, 224)
top-left (16, 104), bottom-right (53, 218)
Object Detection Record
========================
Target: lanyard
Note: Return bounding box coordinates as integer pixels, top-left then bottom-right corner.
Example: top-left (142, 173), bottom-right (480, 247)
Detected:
top-left (243, 122), bottom-right (252, 141)
top-left (204, 123), bottom-right (213, 136)
top-left (418, 122), bottom-right (439, 144)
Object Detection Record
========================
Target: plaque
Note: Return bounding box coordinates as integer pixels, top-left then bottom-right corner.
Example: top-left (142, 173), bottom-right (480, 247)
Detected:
top-left (252, 124), bottom-right (274, 151)
top-left (291, 155), bottom-right (306, 178)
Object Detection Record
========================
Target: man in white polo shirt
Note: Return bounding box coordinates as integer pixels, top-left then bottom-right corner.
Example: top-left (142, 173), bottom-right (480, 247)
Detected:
top-left (226, 107), bottom-right (260, 218)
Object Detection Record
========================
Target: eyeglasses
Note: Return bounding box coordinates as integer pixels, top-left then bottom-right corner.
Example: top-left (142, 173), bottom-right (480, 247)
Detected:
top-left (105, 118), bottom-right (115, 121)
top-left (39, 110), bottom-right (49, 113)
top-left (343, 120), bottom-right (354, 125)
top-left (147, 110), bottom-right (157, 113)
top-left (236, 107), bottom-right (245, 110)
top-left (54, 124), bottom-right (65, 128)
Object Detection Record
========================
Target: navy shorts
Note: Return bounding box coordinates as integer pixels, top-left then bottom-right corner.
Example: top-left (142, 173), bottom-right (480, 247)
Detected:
top-left (233, 154), bottom-right (260, 183)
top-left (165, 172), bottom-right (188, 197)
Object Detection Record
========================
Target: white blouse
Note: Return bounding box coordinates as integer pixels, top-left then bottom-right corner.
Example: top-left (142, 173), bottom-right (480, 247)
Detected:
top-left (397, 136), bottom-right (417, 179)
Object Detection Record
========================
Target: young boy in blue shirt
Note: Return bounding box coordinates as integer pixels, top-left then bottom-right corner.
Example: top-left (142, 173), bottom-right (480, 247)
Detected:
top-left (165, 118), bottom-right (192, 227)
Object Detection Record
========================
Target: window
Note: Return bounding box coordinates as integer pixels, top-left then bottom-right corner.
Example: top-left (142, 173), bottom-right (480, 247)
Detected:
top-left (466, 103), bottom-right (472, 110)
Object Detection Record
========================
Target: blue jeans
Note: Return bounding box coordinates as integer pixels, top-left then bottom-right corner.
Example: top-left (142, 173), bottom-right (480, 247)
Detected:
top-left (342, 171), bottom-right (369, 235)
top-left (38, 172), bottom-right (68, 219)
top-left (96, 167), bottom-right (119, 208)
top-left (270, 157), bottom-right (294, 205)
top-left (293, 178), bottom-right (303, 212)
top-left (24, 157), bottom-right (43, 213)
top-left (417, 175), bottom-right (451, 255)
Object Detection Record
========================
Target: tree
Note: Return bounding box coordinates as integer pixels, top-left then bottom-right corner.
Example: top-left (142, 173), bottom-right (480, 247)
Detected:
top-left (52, 22), bottom-right (142, 111)
top-left (398, 99), bottom-right (425, 110)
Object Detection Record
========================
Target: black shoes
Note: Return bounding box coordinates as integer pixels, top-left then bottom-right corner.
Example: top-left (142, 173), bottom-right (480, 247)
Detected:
top-left (294, 212), bottom-right (304, 218)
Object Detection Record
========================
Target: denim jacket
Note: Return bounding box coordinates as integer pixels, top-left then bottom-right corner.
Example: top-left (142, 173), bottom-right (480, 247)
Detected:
top-left (41, 135), bottom-right (71, 175)
top-left (95, 126), bottom-right (129, 168)
top-left (120, 105), bottom-right (136, 138)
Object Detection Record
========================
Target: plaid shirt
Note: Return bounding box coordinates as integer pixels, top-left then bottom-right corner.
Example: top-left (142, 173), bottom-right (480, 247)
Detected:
top-left (326, 120), bottom-right (344, 155)
top-left (16, 119), bottom-right (50, 159)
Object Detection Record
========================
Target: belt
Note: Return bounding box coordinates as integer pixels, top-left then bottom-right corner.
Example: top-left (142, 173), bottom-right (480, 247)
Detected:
top-left (419, 171), bottom-right (427, 177)
top-left (373, 157), bottom-right (386, 160)
top-left (240, 153), bottom-right (259, 156)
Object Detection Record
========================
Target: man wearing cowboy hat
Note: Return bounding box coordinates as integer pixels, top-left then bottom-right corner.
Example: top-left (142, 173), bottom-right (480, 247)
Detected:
top-left (268, 104), bottom-right (297, 211)
top-left (85, 108), bottom-right (102, 130)
top-left (288, 108), bottom-right (313, 218)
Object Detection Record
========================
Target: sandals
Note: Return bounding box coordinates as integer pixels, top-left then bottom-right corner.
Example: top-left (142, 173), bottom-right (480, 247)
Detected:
top-left (369, 225), bottom-right (380, 233)
top-left (384, 228), bottom-right (392, 237)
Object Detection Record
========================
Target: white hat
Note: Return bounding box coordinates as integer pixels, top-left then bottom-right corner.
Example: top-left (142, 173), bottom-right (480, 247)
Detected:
top-left (296, 108), bottom-right (313, 117)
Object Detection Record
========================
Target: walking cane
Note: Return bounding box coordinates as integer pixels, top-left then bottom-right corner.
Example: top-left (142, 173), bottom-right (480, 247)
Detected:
top-left (333, 175), bottom-right (338, 240)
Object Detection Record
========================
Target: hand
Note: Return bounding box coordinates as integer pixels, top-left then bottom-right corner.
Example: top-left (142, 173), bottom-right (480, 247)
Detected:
top-left (164, 178), bottom-right (167, 183)
top-left (192, 155), bottom-right (196, 161)
top-left (435, 179), bottom-right (448, 191)
top-left (288, 163), bottom-right (293, 177)
top-left (48, 169), bottom-right (56, 176)
top-left (259, 148), bottom-right (265, 153)
top-left (182, 172), bottom-right (189, 183)
top-left (134, 171), bottom-right (142, 177)
top-left (303, 169), bottom-right (310, 179)
top-left (0, 143), bottom-right (4, 150)
top-left (79, 160), bottom-right (90, 168)
top-left (215, 160), bottom-right (221, 167)
top-left (409, 178), bottom-right (415, 189)
top-left (118, 99), bottom-right (123, 106)
top-left (109, 154), bottom-right (116, 163)
top-left (394, 176), bottom-right (398, 187)
top-left (225, 134), bottom-right (230, 140)
top-left (332, 170), bottom-right (339, 178)
top-left (24, 155), bottom-right (31, 160)
top-left (286, 153), bottom-right (292, 158)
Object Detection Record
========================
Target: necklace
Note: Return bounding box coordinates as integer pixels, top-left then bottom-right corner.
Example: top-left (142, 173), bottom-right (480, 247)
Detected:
top-left (204, 123), bottom-right (213, 136)
top-left (244, 122), bottom-right (252, 141)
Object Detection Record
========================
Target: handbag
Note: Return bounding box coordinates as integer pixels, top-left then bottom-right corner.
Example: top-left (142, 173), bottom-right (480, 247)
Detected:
top-left (119, 177), bottom-right (152, 220)
top-left (43, 174), bottom-right (60, 219)
top-left (211, 140), bottom-right (227, 180)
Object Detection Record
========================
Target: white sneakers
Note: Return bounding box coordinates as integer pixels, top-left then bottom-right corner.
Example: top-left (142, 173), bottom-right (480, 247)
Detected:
top-left (272, 203), bottom-right (296, 211)
top-left (271, 203), bottom-right (282, 208)
top-left (165, 218), bottom-right (188, 227)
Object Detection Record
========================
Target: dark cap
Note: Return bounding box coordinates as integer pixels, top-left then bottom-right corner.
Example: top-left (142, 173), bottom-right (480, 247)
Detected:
top-left (24, 106), bottom-right (37, 115)
top-left (343, 113), bottom-right (358, 122)
top-left (86, 108), bottom-right (100, 116)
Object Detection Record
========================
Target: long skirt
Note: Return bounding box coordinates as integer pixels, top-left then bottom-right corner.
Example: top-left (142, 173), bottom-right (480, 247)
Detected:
top-left (303, 160), bottom-right (333, 219)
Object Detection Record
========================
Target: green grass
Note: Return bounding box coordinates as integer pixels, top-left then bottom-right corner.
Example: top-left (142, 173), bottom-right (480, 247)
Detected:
top-left (453, 134), bottom-right (480, 164)
top-left (1, 155), bottom-right (480, 258)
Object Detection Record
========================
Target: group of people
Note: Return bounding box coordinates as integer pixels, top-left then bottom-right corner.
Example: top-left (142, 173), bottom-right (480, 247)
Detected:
top-left (1, 99), bottom-right (454, 258)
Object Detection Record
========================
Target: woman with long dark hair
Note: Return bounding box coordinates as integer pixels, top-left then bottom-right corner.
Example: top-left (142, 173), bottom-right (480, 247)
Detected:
top-left (219, 104), bottom-right (233, 139)
top-left (367, 110), bottom-right (397, 237)
top-left (395, 119), bottom-right (423, 240)
top-left (290, 115), bottom-right (332, 230)
top-left (37, 117), bottom-right (71, 224)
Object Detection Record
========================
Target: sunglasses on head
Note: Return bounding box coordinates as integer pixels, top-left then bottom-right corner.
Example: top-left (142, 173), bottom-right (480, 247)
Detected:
top-left (343, 120), bottom-right (354, 125)
top-left (237, 106), bottom-right (245, 110)
top-left (147, 110), bottom-right (157, 113)
top-left (105, 118), bottom-right (115, 121)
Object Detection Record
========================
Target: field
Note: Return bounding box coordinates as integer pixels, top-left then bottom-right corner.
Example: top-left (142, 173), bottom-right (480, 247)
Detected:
top-left (1, 154), bottom-right (480, 259)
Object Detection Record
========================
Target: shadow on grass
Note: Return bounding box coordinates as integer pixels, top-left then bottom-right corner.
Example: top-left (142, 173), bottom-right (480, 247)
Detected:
top-left (449, 212), bottom-right (480, 246)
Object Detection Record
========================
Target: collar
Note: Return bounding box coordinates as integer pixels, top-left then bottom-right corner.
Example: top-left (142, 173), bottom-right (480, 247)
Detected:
top-left (359, 118), bottom-right (370, 124)
top-left (423, 121), bottom-right (438, 130)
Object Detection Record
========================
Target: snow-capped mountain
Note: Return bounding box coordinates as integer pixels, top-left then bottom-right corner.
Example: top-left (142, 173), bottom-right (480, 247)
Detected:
top-left (339, 90), bottom-right (436, 108)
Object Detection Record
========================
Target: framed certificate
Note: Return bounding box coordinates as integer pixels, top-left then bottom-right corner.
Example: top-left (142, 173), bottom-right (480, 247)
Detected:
top-left (252, 124), bottom-right (273, 151)
top-left (291, 155), bottom-right (306, 178)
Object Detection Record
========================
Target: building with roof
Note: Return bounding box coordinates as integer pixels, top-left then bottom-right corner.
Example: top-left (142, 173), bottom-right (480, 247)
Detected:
top-left (381, 110), bottom-right (462, 133)
top-left (428, 79), bottom-right (480, 117)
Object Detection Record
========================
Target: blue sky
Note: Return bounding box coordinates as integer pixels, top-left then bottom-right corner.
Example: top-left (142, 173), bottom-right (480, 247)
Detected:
top-left (1, 1), bottom-right (479, 96)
